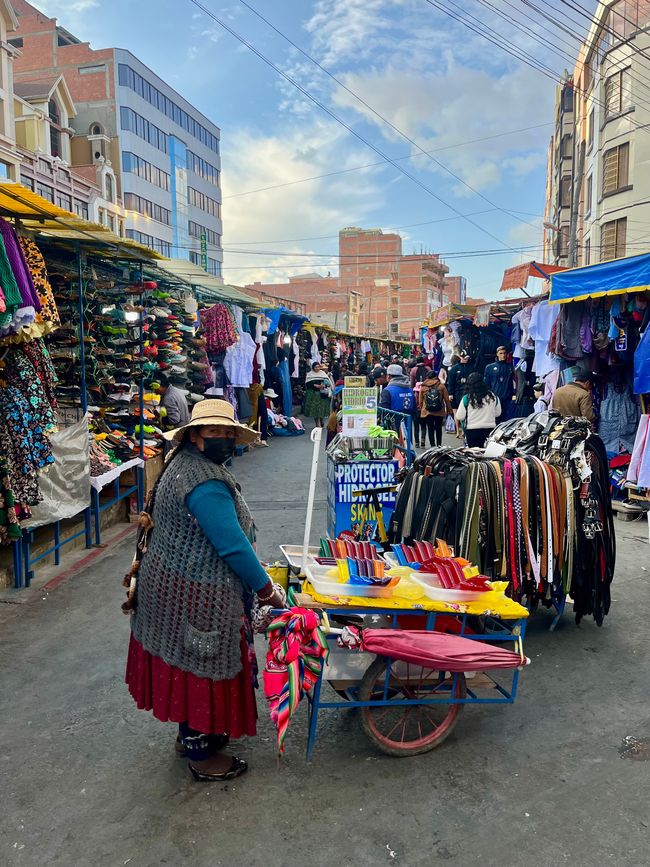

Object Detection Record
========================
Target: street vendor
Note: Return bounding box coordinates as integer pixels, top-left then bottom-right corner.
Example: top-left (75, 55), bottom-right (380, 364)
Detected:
top-left (156, 372), bottom-right (190, 430)
top-left (124, 399), bottom-right (284, 783)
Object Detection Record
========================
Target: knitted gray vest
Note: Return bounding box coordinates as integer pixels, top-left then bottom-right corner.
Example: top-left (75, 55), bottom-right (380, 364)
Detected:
top-left (131, 447), bottom-right (255, 680)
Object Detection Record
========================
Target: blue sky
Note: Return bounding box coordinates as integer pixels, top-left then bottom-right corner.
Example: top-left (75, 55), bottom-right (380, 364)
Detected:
top-left (38, 0), bottom-right (597, 299)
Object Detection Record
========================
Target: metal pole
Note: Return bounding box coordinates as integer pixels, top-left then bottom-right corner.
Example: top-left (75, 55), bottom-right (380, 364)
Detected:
top-left (76, 244), bottom-right (88, 413)
top-left (300, 426), bottom-right (323, 572)
top-left (137, 260), bottom-right (145, 511)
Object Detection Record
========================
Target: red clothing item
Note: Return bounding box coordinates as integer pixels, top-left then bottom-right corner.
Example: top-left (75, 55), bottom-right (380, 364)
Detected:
top-left (125, 632), bottom-right (257, 737)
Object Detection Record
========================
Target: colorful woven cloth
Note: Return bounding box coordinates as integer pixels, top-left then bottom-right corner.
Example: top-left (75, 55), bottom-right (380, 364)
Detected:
top-left (263, 608), bottom-right (329, 754)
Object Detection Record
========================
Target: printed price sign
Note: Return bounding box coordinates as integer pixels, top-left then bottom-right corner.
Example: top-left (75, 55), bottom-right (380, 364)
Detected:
top-left (342, 387), bottom-right (378, 437)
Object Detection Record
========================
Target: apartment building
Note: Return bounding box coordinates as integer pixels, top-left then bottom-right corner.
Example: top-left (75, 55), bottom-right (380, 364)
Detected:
top-left (11, 0), bottom-right (223, 276)
top-left (245, 227), bottom-right (462, 337)
top-left (545, 1), bottom-right (650, 268)
top-left (543, 79), bottom-right (575, 266)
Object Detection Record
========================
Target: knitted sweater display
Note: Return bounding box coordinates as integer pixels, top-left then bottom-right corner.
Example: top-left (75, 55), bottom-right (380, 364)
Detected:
top-left (131, 447), bottom-right (255, 680)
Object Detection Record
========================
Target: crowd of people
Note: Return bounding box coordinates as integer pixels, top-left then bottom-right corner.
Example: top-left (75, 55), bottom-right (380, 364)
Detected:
top-left (299, 342), bottom-right (596, 451)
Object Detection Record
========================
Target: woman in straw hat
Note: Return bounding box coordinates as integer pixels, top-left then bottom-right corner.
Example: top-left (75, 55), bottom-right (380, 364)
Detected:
top-left (125, 399), bottom-right (284, 782)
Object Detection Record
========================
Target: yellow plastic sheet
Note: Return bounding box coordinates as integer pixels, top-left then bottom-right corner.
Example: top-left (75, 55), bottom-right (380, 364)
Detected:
top-left (302, 581), bottom-right (529, 621)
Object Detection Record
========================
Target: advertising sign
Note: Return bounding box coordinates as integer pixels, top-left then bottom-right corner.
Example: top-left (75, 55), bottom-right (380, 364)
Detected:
top-left (326, 457), bottom-right (398, 538)
top-left (342, 386), bottom-right (377, 437)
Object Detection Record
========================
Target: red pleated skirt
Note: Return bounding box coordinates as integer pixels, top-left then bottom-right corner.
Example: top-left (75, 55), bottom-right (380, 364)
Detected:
top-left (125, 631), bottom-right (258, 737)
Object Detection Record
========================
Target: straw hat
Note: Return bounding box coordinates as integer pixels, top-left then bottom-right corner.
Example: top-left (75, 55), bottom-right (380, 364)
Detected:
top-left (162, 398), bottom-right (258, 444)
top-left (264, 388), bottom-right (279, 398)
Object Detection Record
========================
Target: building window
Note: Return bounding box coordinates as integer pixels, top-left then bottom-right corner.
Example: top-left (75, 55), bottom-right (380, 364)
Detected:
top-left (188, 221), bottom-right (221, 246)
top-left (186, 151), bottom-right (220, 186)
top-left (189, 250), bottom-right (221, 275)
top-left (79, 64), bottom-right (106, 75)
top-left (121, 152), bottom-right (170, 191)
top-left (563, 86), bottom-right (574, 112)
top-left (8, 37), bottom-right (23, 48)
top-left (559, 227), bottom-right (569, 258)
top-left (118, 63), bottom-right (220, 154)
top-left (560, 176), bottom-right (572, 207)
top-left (123, 192), bottom-right (171, 225)
top-left (561, 133), bottom-right (572, 158)
top-left (188, 187), bottom-right (221, 218)
top-left (73, 198), bottom-right (89, 220)
top-left (601, 217), bottom-right (626, 260)
top-left (105, 173), bottom-right (114, 202)
top-left (605, 68), bottom-right (632, 118)
top-left (602, 142), bottom-right (629, 195)
top-left (585, 174), bottom-right (593, 215)
top-left (125, 229), bottom-right (171, 256)
top-left (20, 174), bottom-right (34, 190)
top-left (587, 108), bottom-right (595, 151)
top-left (56, 193), bottom-right (72, 211)
top-left (107, 213), bottom-right (115, 232)
top-left (37, 182), bottom-right (54, 203)
top-left (120, 106), bottom-right (168, 153)
top-left (584, 238), bottom-right (591, 265)
top-left (49, 99), bottom-right (61, 157)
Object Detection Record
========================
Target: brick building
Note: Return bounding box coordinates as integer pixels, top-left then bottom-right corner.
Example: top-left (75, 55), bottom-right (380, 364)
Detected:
top-left (10, 0), bottom-right (223, 275)
top-left (246, 227), bottom-right (464, 337)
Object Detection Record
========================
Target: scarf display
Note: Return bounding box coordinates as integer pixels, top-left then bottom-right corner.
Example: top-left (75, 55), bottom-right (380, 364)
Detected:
top-left (388, 416), bottom-right (615, 626)
top-left (263, 608), bottom-right (329, 754)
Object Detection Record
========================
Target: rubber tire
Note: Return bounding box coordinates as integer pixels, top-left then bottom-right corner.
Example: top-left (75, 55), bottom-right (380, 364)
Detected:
top-left (358, 656), bottom-right (466, 757)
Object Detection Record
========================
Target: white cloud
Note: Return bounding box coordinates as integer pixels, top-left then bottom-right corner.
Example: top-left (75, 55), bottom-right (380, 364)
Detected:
top-left (221, 120), bottom-right (385, 285)
top-left (35, 0), bottom-right (98, 20)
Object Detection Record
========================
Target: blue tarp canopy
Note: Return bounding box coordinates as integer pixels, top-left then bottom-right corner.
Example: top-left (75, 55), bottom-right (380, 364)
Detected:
top-left (550, 252), bottom-right (650, 304)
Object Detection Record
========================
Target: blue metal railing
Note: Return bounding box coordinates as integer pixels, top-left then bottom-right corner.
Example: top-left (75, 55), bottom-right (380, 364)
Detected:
top-left (378, 407), bottom-right (414, 466)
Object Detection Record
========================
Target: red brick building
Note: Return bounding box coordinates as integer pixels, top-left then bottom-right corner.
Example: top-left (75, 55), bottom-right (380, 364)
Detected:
top-left (247, 227), bottom-right (465, 337)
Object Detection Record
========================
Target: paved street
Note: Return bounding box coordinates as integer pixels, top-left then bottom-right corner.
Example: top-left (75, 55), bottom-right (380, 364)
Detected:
top-left (1, 426), bottom-right (649, 867)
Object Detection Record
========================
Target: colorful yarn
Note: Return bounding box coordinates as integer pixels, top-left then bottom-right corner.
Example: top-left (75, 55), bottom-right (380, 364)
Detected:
top-left (263, 608), bottom-right (329, 755)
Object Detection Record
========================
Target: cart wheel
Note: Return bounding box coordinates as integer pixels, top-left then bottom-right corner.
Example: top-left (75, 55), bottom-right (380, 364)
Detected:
top-left (358, 656), bottom-right (466, 757)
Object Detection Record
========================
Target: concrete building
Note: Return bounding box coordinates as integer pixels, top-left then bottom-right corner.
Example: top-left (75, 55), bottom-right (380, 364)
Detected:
top-left (545, 1), bottom-right (650, 267)
top-left (245, 227), bottom-right (466, 337)
top-left (443, 275), bottom-right (467, 305)
top-left (11, 0), bottom-right (223, 276)
top-left (543, 79), bottom-right (575, 266)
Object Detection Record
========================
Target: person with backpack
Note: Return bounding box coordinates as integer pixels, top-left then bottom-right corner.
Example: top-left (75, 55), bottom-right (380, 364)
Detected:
top-left (455, 372), bottom-right (501, 448)
top-left (379, 364), bottom-right (416, 418)
top-left (419, 371), bottom-right (452, 448)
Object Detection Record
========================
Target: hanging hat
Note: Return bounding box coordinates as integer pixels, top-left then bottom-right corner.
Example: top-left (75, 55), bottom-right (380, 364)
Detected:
top-left (162, 398), bottom-right (259, 444)
top-left (264, 388), bottom-right (279, 399)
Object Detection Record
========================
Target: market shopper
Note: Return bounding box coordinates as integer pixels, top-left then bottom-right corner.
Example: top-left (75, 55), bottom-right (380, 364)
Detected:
top-left (533, 381), bottom-right (549, 413)
top-left (551, 373), bottom-right (595, 424)
top-left (125, 399), bottom-right (284, 783)
top-left (304, 362), bottom-right (334, 427)
top-left (156, 373), bottom-right (190, 430)
top-left (419, 371), bottom-right (452, 448)
top-left (484, 346), bottom-right (514, 423)
top-left (447, 351), bottom-right (471, 438)
top-left (379, 364), bottom-right (416, 414)
top-left (456, 372), bottom-right (501, 449)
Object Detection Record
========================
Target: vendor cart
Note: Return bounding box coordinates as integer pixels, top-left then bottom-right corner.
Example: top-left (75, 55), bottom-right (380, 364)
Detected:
top-left (291, 585), bottom-right (528, 760)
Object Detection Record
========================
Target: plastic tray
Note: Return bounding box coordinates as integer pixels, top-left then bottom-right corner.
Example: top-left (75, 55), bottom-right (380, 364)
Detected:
top-left (279, 544), bottom-right (321, 570)
top-left (410, 572), bottom-right (488, 602)
top-left (305, 564), bottom-right (395, 599)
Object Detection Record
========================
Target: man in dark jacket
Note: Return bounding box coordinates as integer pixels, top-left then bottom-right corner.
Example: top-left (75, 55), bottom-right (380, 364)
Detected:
top-left (484, 346), bottom-right (514, 422)
top-left (380, 364), bottom-right (416, 415)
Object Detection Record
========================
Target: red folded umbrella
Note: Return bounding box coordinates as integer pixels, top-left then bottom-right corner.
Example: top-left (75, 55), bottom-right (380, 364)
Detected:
top-left (361, 630), bottom-right (529, 672)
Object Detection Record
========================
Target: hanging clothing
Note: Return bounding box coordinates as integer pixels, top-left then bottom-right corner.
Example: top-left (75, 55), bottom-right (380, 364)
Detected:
top-left (202, 303), bottom-right (238, 354)
top-left (529, 301), bottom-right (560, 377)
top-left (224, 306), bottom-right (256, 388)
top-left (279, 357), bottom-right (292, 416)
top-left (598, 385), bottom-right (639, 455)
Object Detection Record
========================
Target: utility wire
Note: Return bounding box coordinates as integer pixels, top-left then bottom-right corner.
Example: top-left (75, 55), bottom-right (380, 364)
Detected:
top-left (188, 0), bottom-right (519, 251)
top-left (235, 0), bottom-right (540, 230)
top-left (223, 121), bottom-right (553, 199)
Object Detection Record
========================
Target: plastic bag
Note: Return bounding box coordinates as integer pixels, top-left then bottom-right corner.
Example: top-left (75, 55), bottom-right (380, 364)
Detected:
top-left (445, 414), bottom-right (456, 433)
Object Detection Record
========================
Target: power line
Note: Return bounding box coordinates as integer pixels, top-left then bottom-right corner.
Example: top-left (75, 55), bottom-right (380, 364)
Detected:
top-left (188, 0), bottom-right (518, 251)
top-left (223, 122), bottom-right (553, 199)
top-left (235, 0), bottom-right (540, 231)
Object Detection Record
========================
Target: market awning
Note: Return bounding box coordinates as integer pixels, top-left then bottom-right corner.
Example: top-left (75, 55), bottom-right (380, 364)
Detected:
top-left (149, 258), bottom-right (262, 306)
top-left (425, 302), bottom-right (478, 328)
top-left (500, 261), bottom-right (565, 292)
top-left (550, 252), bottom-right (650, 304)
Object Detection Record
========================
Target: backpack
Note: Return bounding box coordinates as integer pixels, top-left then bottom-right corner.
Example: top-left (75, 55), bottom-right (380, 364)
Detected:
top-left (424, 386), bottom-right (443, 413)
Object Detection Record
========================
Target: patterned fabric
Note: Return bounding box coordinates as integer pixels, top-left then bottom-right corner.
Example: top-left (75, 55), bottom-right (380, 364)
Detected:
top-left (263, 608), bottom-right (329, 754)
top-left (0, 230), bottom-right (23, 329)
top-left (201, 303), bottom-right (238, 354)
top-left (131, 446), bottom-right (255, 680)
top-left (18, 237), bottom-right (60, 327)
top-left (0, 220), bottom-right (40, 311)
top-left (0, 344), bottom-right (57, 521)
top-left (0, 456), bottom-right (21, 543)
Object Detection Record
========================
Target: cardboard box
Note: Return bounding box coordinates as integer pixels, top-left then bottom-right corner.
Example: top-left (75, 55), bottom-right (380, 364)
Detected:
top-left (121, 453), bottom-right (164, 499)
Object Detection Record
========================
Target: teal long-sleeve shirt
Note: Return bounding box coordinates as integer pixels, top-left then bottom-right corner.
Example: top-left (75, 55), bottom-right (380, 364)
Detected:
top-left (185, 480), bottom-right (270, 592)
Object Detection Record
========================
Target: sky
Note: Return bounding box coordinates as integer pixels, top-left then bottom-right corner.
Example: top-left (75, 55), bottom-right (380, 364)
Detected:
top-left (36, 0), bottom-right (599, 300)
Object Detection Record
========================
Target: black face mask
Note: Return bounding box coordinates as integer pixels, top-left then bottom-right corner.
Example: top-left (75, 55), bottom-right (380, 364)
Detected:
top-left (201, 437), bottom-right (235, 464)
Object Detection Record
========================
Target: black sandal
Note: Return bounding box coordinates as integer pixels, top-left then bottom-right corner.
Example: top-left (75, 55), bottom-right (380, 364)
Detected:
top-left (188, 757), bottom-right (248, 782)
top-left (176, 734), bottom-right (230, 758)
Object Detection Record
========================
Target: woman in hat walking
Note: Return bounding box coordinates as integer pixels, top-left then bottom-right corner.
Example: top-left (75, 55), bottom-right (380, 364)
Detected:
top-left (304, 361), bottom-right (334, 427)
top-left (124, 399), bottom-right (284, 782)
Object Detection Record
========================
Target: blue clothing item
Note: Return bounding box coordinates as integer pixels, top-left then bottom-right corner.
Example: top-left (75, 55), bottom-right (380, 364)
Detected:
top-left (380, 378), bottom-right (416, 414)
top-left (186, 480), bottom-right (269, 592)
top-left (598, 386), bottom-right (639, 456)
top-left (279, 358), bottom-right (293, 416)
top-left (484, 360), bottom-right (514, 403)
